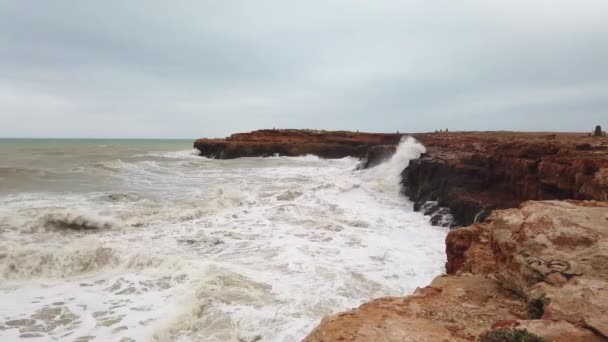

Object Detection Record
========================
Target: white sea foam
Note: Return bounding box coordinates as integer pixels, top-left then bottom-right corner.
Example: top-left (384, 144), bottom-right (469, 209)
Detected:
top-left (95, 159), bottom-right (126, 170)
top-left (360, 136), bottom-right (426, 194)
top-left (0, 138), bottom-right (446, 341)
top-left (134, 149), bottom-right (203, 160)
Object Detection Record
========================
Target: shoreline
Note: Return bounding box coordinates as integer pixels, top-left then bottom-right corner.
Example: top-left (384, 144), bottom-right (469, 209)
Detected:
top-left (194, 129), bottom-right (608, 341)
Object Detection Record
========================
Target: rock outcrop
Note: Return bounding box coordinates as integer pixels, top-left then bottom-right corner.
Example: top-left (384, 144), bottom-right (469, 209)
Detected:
top-left (194, 129), bottom-right (403, 159)
top-left (304, 201), bottom-right (608, 341)
top-left (404, 132), bottom-right (608, 226)
top-left (595, 126), bottom-right (603, 137)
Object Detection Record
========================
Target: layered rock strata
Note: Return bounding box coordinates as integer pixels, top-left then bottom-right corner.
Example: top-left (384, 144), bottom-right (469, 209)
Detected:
top-left (405, 132), bottom-right (608, 227)
top-left (194, 129), bottom-right (402, 159)
top-left (304, 201), bottom-right (608, 342)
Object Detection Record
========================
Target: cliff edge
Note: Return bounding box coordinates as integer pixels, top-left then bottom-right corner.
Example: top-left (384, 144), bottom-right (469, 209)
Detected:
top-left (304, 200), bottom-right (608, 341)
top-left (406, 132), bottom-right (608, 227)
top-left (193, 129), bottom-right (403, 159)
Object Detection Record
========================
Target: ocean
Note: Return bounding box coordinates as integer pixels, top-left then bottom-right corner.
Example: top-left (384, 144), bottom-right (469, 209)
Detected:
top-left (0, 138), bottom-right (447, 341)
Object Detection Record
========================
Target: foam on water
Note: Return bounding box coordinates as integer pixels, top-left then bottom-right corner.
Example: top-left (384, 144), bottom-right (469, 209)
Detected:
top-left (0, 137), bottom-right (447, 341)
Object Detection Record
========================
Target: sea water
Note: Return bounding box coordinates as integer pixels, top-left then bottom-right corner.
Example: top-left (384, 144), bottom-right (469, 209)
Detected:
top-left (0, 137), bottom-right (447, 341)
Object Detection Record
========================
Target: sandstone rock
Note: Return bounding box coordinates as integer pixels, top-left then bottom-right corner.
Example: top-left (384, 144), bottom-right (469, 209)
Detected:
top-left (303, 275), bottom-right (527, 342)
top-left (491, 201), bottom-right (608, 337)
top-left (194, 130), bottom-right (403, 159)
top-left (304, 201), bottom-right (608, 341)
top-left (445, 222), bottom-right (494, 275)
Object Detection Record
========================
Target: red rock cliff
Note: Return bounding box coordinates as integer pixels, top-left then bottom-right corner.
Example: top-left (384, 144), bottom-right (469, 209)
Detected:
top-left (405, 132), bottom-right (608, 226)
top-left (194, 129), bottom-right (403, 159)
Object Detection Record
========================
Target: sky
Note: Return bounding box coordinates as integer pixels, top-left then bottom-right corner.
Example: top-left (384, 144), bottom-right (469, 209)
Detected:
top-left (0, 1), bottom-right (607, 139)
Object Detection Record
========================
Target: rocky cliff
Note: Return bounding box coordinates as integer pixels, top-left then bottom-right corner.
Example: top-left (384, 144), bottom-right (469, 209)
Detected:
top-left (192, 129), bottom-right (608, 340)
top-left (302, 131), bottom-right (608, 341)
top-left (406, 132), bottom-right (608, 227)
top-left (304, 200), bottom-right (608, 342)
top-left (194, 129), bottom-right (403, 159)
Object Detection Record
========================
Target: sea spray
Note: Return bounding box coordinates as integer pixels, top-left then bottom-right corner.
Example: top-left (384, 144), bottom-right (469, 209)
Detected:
top-left (360, 136), bottom-right (426, 194)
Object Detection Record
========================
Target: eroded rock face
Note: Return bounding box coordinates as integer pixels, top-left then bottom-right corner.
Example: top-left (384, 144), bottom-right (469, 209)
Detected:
top-left (403, 132), bottom-right (608, 226)
top-left (194, 129), bottom-right (403, 159)
top-left (304, 201), bottom-right (608, 341)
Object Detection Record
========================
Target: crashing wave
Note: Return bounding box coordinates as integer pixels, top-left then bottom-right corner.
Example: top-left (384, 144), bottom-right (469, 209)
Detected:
top-left (359, 136), bottom-right (426, 194)
top-left (134, 149), bottom-right (202, 160)
top-left (0, 246), bottom-right (119, 280)
top-left (41, 210), bottom-right (117, 231)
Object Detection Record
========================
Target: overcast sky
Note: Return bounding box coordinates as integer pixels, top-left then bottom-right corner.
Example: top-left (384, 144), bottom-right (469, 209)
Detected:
top-left (1, 1), bottom-right (607, 138)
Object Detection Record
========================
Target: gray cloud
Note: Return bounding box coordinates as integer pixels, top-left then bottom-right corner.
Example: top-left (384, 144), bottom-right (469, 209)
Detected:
top-left (0, 0), bottom-right (607, 138)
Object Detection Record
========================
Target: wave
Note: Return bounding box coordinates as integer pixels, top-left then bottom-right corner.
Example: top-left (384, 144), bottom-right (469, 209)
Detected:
top-left (0, 243), bottom-right (191, 280)
top-left (41, 209), bottom-right (118, 231)
top-left (94, 159), bottom-right (126, 170)
top-left (152, 267), bottom-right (279, 342)
top-left (0, 208), bottom-right (121, 233)
top-left (359, 136), bottom-right (426, 194)
top-left (134, 149), bottom-right (202, 160)
top-left (0, 167), bottom-right (48, 178)
top-left (0, 245), bottom-right (120, 280)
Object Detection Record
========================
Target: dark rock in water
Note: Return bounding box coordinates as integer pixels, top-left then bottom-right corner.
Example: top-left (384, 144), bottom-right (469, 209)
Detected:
top-left (193, 129), bottom-right (403, 159)
top-left (355, 145), bottom-right (396, 170)
top-left (595, 125), bottom-right (603, 137)
top-left (418, 201), bottom-right (455, 227)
